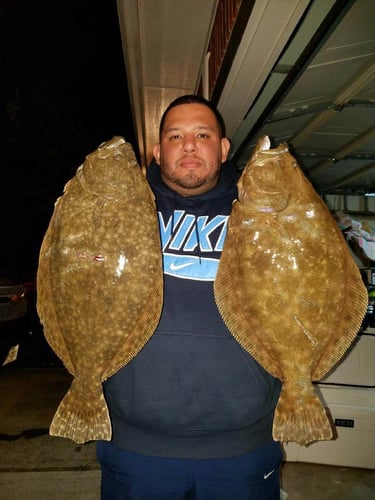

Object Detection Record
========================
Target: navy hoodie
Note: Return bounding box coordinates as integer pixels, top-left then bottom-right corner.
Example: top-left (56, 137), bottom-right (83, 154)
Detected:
top-left (103, 159), bottom-right (281, 459)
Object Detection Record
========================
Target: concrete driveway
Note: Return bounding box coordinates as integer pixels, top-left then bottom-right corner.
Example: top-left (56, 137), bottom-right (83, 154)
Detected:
top-left (0, 363), bottom-right (100, 499)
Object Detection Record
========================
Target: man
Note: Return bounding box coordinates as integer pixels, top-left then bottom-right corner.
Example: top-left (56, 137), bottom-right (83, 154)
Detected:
top-left (97, 95), bottom-right (282, 499)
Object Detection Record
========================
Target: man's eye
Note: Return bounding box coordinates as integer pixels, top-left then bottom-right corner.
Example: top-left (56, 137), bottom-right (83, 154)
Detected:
top-left (169, 135), bottom-right (182, 140)
top-left (197, 133), bottom-right (209, 139)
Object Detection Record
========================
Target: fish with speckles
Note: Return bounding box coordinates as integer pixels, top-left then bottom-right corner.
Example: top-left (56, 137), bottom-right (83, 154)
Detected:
top-left (214, 136), bottom-right (368, 445)
top-left (37, 136), bottom-right (163, 444)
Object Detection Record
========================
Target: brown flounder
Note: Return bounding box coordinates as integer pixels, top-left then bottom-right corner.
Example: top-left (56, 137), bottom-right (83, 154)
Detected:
top-left (214, 136), bottom-right (368, 445)
top-left (37, 137), bottom-right (163, 443)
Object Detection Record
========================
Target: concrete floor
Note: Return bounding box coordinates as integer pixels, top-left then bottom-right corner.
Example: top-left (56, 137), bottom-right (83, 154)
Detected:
top-left (0, 364), bottom-right (374, 499)
top-left (281, 462), bottom-right (375, 499)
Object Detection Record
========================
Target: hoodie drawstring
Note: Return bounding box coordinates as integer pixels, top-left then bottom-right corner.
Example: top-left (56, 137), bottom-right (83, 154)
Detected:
top-left (170, 193), bottom-right (202, 264)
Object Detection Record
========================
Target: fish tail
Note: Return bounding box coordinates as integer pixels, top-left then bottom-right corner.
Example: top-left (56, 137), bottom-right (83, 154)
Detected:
top-left (50, 381), bottom-right (112, 444)
top-left (272, 383), bottom-right (333, 446)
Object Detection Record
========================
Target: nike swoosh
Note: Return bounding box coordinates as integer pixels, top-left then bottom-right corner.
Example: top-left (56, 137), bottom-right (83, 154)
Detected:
top-left (169, 261), bottom-right (195, 271)
top-left (264, 469), bottom-right (275, 480)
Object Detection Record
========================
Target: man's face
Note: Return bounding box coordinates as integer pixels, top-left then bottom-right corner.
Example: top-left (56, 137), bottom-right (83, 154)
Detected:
top-left (153, 103), bottom-right (230, 196)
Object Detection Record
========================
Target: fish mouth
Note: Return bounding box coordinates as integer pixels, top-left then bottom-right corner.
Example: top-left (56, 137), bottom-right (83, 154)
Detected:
top-left (241, 189), bottom-right (289, 212)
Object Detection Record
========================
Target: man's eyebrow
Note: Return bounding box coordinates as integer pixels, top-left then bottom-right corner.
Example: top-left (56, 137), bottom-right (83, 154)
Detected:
top-left (193, 125), bottom-right (214, 131)
top-left (163, 126), bottom-right (181, 134)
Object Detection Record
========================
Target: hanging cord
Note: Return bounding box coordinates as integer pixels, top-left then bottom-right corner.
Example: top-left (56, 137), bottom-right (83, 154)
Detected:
top-left (170, 193), bottom-right (202, 264)
top-left (193, 199), bottom-right (202, 264)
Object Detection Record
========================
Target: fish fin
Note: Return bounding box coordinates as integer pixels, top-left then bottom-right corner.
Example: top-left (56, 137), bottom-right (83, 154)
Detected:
top-left (312, 256), bottom-right (368, 380)
top-left (273, 382), bottom-right (333, 446)
top-left (50, 379), bottom-right (111, 444)
top-left (37, 217), bottom-right (76, 375)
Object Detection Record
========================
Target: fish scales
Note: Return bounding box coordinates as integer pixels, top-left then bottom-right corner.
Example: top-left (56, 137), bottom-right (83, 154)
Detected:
top-left (37, 137), bottom-right (163, 443)
top-left (214, 136), bottom-right (368, 446)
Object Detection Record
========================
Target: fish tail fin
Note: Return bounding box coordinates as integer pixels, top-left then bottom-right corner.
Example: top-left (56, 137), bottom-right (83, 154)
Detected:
top-left (273, 383), bottom-right (333, 446)
top-left (50, 381), bottom-right (112, 444)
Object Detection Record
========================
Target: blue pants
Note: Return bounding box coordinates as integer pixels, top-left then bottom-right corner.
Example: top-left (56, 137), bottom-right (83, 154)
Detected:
top-left (96, 440), bottom-right (283, 500)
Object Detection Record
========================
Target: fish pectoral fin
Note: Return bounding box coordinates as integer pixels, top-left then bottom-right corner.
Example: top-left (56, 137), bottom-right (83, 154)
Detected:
top-left (273, 381), bottom-right (333, 446)
top-left (50, 378), bottom-right (111, 444)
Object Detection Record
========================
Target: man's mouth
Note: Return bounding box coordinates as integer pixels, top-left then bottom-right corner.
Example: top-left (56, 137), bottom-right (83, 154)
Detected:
top-left (179, 157), bottom-right (202, 169)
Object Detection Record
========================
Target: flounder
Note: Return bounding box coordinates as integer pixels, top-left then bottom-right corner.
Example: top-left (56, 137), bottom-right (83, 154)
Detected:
top-left (214, 136), bottom-right (368, 445)
top-left (37, 136), bottom-right (163, 443)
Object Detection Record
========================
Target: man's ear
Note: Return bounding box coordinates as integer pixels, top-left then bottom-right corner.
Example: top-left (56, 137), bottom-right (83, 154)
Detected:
top-left (153, 144), bottom-right (161, 165)
top-left (221, 138), bottom-right (231, 162)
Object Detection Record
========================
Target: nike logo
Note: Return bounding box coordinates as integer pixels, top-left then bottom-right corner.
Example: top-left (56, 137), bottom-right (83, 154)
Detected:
top-left (264, 469), bottom-right (275, 480)
top-left (163, 253), bottom-right (218, 281)
top-left (169, 261), bottom-right (195, 271)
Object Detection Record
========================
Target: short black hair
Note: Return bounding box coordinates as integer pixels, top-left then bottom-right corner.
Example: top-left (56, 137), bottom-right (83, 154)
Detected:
top-left (159, 94), bottom-right (227, 139)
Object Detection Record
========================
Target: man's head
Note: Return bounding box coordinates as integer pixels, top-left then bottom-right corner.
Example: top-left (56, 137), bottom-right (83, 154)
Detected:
top-left (153, 95), bottom-right (230, 197)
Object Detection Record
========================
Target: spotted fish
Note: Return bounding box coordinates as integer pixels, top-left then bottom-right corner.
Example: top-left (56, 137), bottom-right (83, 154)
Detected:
top-left (214, 136), bottom-right (368, 445)
top-left (37, 137), bottom-right (163, 443)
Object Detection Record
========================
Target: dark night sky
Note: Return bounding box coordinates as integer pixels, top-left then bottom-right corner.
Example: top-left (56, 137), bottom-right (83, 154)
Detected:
top-left (0, 0), bottom-right (137, 273)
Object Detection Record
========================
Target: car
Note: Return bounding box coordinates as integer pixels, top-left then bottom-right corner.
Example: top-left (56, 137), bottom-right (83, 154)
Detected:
top-left (0, 272), bottom-right (29, 365)
top-left (0, 271), bottom-right (63, 368)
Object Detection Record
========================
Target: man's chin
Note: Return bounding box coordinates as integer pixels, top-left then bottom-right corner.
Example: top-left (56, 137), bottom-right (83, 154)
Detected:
top-left (167, 174), bottom-right (206, 190)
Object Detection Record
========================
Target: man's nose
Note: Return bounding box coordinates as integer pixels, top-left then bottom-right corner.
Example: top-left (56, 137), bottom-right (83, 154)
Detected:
top-left (182, 135), bottom-right (197, 152)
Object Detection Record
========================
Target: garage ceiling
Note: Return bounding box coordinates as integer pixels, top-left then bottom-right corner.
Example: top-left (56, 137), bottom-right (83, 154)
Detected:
top-left (117, 0), bottom-right (375, 197)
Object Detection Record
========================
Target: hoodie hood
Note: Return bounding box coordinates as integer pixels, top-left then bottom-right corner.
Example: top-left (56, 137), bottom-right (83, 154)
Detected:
top-left (146, 157), bottom-right (240, 282)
